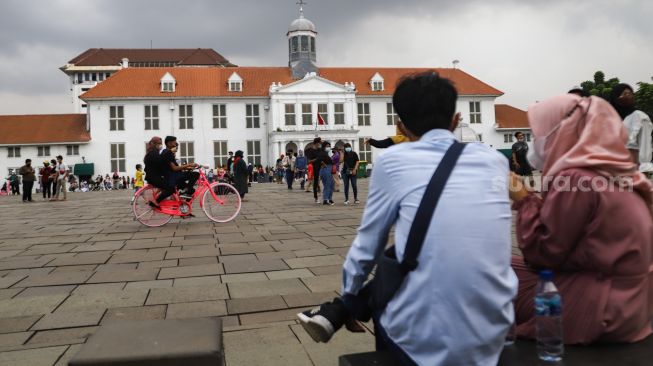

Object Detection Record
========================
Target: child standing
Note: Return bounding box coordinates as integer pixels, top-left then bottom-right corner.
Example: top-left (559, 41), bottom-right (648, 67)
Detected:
top-left (305, 163), bottom-right (314, 192)
top-left (134, 164), bottom-right (144, 191)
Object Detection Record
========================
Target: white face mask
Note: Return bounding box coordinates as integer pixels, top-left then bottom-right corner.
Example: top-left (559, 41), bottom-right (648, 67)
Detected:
top-left (527, 138), bottom-right (546, 171)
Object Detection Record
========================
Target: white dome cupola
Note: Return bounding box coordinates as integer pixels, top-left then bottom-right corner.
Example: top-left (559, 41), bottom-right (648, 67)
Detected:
top-left (287, 0), bottom-right (318, 79)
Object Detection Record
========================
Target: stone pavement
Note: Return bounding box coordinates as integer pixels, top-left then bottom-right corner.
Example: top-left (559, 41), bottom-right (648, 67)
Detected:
top-left (0, 181), bottom-right (377, 366)
top-left (0, 180), bottom-right (521, 366)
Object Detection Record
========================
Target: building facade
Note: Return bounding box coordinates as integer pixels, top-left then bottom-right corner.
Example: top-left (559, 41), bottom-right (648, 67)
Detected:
top-left (0, 114), bottom-right (90, 181)
top-left (1, 7), bottom-right (531, 181)
top-left (60, 48), bottom-right (234, 113)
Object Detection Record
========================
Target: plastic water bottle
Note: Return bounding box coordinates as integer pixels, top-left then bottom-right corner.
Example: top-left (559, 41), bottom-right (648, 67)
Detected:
top-left (535, 270), bottom-right (564, 362)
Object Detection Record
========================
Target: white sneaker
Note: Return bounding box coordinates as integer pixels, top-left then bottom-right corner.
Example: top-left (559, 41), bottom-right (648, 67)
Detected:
top-left (344, 201), bottom-right (350, 205)
top-left (315, 199), bottom-right (320, 204)
top-left (354, 200), bottom-right (360, 205)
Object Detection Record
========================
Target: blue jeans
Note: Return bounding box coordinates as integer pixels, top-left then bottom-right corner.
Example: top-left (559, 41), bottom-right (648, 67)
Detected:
top-left (342, 173), bottom-right (358, 201)
top-left (296, 170), bottom-right (306, 189)
top-left (341, 292), bottom-right (416, 365)
top-left (319, 165), bottom-right (334, 201)
top-left (285, 170), bottom-right (294, 189)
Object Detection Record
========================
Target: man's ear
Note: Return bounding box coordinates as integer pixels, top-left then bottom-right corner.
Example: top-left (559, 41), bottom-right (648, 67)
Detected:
top-left (450, 112), bottom-right (461, 132)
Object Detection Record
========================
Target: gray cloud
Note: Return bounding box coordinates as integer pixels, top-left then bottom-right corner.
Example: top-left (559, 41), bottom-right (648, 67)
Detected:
top-left (0, 0), bottom-right (651, 114)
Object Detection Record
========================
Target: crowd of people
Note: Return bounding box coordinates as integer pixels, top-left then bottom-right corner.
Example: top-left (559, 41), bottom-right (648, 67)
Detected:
top-left (91, 172), bottom-right (139, 191)
top-left (269, 139), bottom-right (362, 205)
top-left (2, 155), bottom-right (74, 202)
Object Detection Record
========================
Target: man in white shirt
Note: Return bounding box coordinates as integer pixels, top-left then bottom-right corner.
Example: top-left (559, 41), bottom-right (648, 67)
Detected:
top-left (53, 155), bottom-right (69, 201)
top-left (298, 72), bottom-right (517, 365)
top-left (610, 83), bottom-right (653, 173)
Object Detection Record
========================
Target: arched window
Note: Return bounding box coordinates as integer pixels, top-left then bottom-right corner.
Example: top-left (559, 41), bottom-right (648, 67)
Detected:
top-left (301, 36), bottom-right (309, 52)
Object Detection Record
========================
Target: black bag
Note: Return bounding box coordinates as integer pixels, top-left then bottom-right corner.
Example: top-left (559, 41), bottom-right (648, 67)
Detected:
top-left (366, 141), bottom-right (466, 315)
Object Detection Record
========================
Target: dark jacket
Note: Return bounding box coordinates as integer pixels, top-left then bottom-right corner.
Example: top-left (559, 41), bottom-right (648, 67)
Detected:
top-left (233, 158), bottom-right (248, 196)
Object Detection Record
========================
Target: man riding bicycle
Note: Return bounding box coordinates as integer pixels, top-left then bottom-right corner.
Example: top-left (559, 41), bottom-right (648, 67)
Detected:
top-left (144, 136), bottom-right (198, 208)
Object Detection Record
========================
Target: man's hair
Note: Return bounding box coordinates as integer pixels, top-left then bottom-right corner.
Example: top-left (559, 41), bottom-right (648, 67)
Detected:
top-left (313, 137), bottom-right (322, 144)
top-left (26, 159), bottom-right (31, 163)
top-left (56, 155), bottom-right (63, 160)
top-left (287, 149), bottom-right (293, 153)
top-left (392, 71), bottom-right (458, 136)
top-left (164, 136), bottom-right (177, 145)
top-left (322, 141), bottom-right (331, 147)
top-left (136, 164), bottom-right (142, 170)
top-left (514, 132), bottom-right (524, 138)
top-left (228, 151), bottom-right (233, 154)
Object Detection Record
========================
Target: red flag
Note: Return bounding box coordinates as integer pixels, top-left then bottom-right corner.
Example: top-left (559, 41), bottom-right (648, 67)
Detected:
top-left (317, 113), bottom-right (326, 126)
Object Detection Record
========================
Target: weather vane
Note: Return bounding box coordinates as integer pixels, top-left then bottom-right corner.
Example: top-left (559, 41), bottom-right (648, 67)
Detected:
top-left (297, 0), bottom-right (307, 16)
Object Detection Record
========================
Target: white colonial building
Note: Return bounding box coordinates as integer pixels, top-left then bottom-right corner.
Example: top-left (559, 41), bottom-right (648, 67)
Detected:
top-left (1, 6), bottom-right (530, 181)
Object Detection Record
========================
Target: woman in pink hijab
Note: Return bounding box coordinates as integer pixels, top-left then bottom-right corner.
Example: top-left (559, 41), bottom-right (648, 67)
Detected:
top-left (510, 94), bottom-right (653, 344)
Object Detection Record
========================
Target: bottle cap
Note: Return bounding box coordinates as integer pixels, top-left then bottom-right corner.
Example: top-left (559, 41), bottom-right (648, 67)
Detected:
top-left (539, 270), bottom-right (554, 281)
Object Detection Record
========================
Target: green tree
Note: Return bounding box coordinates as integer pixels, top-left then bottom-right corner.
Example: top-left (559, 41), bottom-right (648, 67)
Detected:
top-left (578, 72), bottom-right (653, 117)
top-left (580, 71), bottom-right (620, 100)
top-left (635, 78), bottom-right (653, 118)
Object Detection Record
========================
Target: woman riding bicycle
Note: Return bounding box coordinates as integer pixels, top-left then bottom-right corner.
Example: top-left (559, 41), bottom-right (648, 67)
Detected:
top-left (143, 136), bottom-right (197, 209)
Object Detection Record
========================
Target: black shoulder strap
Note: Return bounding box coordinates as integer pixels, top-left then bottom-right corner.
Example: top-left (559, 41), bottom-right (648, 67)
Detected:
top-left (400, 141), bottom-right (466, 272)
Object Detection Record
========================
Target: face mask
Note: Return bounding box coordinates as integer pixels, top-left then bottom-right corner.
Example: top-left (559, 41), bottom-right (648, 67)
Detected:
top-left (527, 138), bottom-right (546, 171)
top-left (345, 147), bottom-right (352, 153)
top-left (325, 147), bottom-right (331, 153)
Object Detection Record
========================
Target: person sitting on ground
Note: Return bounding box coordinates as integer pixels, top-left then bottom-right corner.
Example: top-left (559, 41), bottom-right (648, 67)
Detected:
top-left (297, 71), bottom-right (517, 365)
top-left (510, 94), bottom-right (653, 344)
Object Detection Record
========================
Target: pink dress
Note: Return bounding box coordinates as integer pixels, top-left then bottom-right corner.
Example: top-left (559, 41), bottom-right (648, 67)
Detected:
top-left (512, 168), bottom-right (653, 344)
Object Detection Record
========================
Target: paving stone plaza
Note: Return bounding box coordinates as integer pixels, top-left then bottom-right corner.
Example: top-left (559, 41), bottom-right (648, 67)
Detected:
top-left (0, 179), bottom-right (523, 365)
top-left (0, 181), bottom-right (380, 365)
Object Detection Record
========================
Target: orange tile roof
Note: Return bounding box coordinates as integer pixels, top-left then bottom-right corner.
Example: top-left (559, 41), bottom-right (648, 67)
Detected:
top-left (68, 48), bottom-right (235, 67)
top-left (0, 114), bottom-right (90, 145)
top-left (81, 67), bottom-right (503, 100)
top-left (494, 104), bottom-right (529, 129)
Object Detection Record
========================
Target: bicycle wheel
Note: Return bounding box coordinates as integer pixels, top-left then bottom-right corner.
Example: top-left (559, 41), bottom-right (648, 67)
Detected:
top-left (201, 183), bottom-right (241, 223)
top-left (132, 185), bottom-right (172, 227)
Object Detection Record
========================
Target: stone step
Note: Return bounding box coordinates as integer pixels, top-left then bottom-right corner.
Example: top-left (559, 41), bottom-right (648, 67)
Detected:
top-left (69, 317), bottom-right (223, 366)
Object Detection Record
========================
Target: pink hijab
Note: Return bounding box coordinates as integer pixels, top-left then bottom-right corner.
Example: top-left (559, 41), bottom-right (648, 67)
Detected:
top-left (528, 94), bottom-right (653, 205)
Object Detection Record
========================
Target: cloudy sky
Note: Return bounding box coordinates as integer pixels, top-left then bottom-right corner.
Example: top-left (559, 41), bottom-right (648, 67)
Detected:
top-left (0, 0), bottom-right (651, 114)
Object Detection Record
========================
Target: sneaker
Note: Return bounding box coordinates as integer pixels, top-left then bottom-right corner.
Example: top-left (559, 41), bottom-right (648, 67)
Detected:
top-left (354, 200), bottom-right (360, 205)
top-left (344, 200), bottom-right (350, 205)
top-left (328, 200), bottom-right (335, 205)
top-left (323, 200), bottom-right (329, 205)
top-left (148, 201), bottom-right (161, 210)
top-left (315, 199), bottom-right (320, 204)
top-left (297, 301), bottom-right (347, 343)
